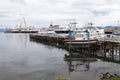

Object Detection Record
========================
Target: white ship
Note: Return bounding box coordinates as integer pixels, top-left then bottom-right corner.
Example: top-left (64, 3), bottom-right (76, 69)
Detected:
top-left (4, 17), bottom-right (38, 33)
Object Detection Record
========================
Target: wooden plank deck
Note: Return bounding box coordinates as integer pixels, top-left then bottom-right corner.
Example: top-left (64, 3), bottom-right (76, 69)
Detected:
top-left (99, 37), bottom-right (120, 43)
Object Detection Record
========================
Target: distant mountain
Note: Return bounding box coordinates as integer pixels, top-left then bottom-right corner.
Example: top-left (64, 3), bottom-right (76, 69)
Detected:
top-left (103, 26), bottom-right (119, 30)
top-left (0, 25), bottom-right (5, 32)
top-left (0, 28), bottom-right (5, 32)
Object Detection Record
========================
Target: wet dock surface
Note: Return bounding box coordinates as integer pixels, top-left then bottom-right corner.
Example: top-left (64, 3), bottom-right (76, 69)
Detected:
top-left (0, 33), bottom-right (120, 80)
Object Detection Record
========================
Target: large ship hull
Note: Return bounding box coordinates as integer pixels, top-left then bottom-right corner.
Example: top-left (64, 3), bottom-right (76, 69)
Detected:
top-left (4, 30), bottom-right (38, 33)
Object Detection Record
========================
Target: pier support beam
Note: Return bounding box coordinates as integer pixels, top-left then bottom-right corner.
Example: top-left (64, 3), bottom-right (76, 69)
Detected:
top-left (111, 42), bottom-right (114, 60)
top-left (115, 44), bottom-right (118, 56)
top-left (119, 44), bottom-right (120, 62)
top-left (104, 42), bottom-right (106, 58)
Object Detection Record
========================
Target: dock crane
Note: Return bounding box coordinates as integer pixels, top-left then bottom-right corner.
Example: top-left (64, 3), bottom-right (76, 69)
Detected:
top-left (23, 17), bottom-right (27, 28)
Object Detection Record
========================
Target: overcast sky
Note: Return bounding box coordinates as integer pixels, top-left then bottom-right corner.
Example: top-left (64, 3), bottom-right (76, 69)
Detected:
top-left (0, 0), bottom-right (120, 27)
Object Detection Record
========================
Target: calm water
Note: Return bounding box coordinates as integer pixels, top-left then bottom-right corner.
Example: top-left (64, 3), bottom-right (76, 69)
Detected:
top-left (0, 33), bottom-right (120, 80)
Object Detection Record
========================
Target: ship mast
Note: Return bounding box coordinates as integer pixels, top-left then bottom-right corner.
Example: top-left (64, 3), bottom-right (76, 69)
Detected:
top-left (68, 20), bottom-right (77, 31)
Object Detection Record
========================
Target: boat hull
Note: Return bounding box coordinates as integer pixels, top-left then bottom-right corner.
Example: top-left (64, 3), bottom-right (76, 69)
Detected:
top-left (64, 39), bottom-right (98, 42)
top-left (64, 39), bottom-right (98, 48)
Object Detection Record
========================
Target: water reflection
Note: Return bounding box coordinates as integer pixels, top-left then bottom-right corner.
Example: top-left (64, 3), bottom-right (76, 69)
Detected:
top-left (64, 51), bottom-right (96, 73)
top-left (1, 33), bottom-right (119, 80)
top-left (67, 61), bottom-right (90, 72)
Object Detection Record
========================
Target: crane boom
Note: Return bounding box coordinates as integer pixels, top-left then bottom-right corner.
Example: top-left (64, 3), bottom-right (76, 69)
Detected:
top-left (23, 17), bottom-right (27, 28)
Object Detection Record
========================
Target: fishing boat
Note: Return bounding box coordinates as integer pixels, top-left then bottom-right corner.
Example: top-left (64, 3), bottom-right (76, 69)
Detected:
top-left (63, 23), bottom-right (104, 48)
top-left (4, 17), bottom-right (38, 33)
top-left (64, 30), bottom-right (98, 48)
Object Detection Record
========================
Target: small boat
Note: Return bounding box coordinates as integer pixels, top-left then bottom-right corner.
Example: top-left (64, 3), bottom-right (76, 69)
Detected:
top-left (63, 30), bottom-right (98, 48)
top-left (63, 22), bottom-right (105, 48)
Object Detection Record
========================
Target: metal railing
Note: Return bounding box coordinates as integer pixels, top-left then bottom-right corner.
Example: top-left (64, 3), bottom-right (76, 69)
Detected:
top-left (99, 36), bottom-right (120, 43)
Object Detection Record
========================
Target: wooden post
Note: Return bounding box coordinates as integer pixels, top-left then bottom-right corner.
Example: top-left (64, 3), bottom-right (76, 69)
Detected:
top-left (119, 43), bottom-right (120, 62)
top-left (56, 36), bottom-right (58, 46)
top-left (104, 42), bottom-right (106, 58)
top-left (115, 43), bottom-right (117, 56)
top-left (111, 42), bottom-right (114, 60)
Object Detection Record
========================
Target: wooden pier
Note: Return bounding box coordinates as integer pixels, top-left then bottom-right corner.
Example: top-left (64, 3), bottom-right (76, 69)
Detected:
top-left (99, 37), bottom-right (120, 62)
top-left (30, 33), bottom-right (66, 45)
top-left (29, 33), bottom-right (120, 63)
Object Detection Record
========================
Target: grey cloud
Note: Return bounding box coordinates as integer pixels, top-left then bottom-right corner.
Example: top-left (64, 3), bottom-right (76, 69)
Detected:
top-left (19, 12), bottom-right (28, 16)
top-left (72, 2), bottom-right (90, 6)
top-left (0, 14), bottom-right (8, 18)
top-left (55, 10), bottom-right (81, 15)
top-left (0, 0), bottom-right (120, 27)
top-left (10, 0), bottom-right (27, 5)
top-left (0, 11), bottom-right (10, 14)
top-left (46, 0), bottom-right (58, 3)
top-left (0, 11), bottom-right (26, 18)
top-left (46, 0), bottom-right (67, 4)
top-left (70, 0), bottom-right (120, 17)
top-left (105, 0), bottom-right (120, 5)
top-left (71, 0), bottom-right (95, 8)
top-left (92, 11), bottom-right (109, 16)
top-left (0, 11), bottom-right (12, 18)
